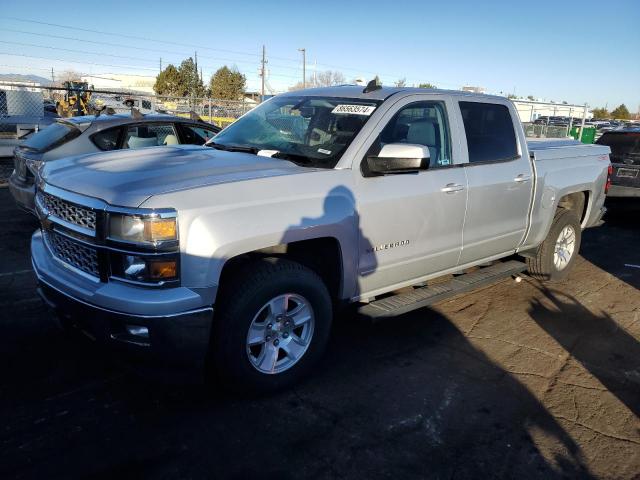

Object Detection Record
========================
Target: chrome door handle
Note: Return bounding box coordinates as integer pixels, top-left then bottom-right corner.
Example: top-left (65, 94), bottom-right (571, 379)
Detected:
top-left (514, 174), bottom-right (532, 183)
top-left (441, 183), bottom-right (465, 193)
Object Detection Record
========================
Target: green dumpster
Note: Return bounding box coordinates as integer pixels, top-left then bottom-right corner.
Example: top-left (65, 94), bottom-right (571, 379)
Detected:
top-left (570, 126), bottom-right (596, 144)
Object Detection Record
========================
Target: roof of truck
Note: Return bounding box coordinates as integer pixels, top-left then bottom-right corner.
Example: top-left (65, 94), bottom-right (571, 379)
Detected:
top-left (279, 85), bottom-right (509, 102)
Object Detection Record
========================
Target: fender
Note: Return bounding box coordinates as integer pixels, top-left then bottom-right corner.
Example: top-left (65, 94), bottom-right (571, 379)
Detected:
top-left (142, 169), bottom-right (360, 302)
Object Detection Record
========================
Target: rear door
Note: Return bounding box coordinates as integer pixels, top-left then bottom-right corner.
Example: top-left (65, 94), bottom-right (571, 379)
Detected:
top-left (457, 99), bottom-right (533, 264)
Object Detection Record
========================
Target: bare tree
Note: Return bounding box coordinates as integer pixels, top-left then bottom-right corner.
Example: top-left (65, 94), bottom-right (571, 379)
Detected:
top-left (57, 70), bottom-right (83, 84)
top-left (315, 70), bottom-right (346, 87)
top-left (394, 78), bottom-right (407, 87)
top-left (289, 70), bottom-right (346, 91)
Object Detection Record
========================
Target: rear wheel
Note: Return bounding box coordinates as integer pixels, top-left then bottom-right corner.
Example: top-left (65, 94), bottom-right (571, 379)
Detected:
top-left (526, 209), bottom-right (582, 281)
top-left (211, 257), bottom-right (332, 393)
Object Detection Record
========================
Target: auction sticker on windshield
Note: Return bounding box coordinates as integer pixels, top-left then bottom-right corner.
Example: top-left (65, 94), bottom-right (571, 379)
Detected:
top-left (331, 104), bottom-right (376, 115)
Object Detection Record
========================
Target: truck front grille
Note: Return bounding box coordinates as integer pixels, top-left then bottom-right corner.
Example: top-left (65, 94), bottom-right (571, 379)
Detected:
top-left (38, 191), bottom-right (97, 231)
top-left (45, 230), bottom-right (99, 277)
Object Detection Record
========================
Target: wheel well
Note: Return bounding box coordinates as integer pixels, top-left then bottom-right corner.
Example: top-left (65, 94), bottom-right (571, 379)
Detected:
top-left (217, 237), bottom-right (343, 302)
top-left (557, 191), bottom-right (589, 223)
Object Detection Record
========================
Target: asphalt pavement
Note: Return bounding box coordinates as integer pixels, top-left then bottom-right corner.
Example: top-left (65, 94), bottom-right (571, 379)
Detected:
top-left (0, 189), bottom-right (638, 480)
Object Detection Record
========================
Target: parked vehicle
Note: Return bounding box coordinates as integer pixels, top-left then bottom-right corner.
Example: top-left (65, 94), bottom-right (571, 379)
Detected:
top-left (596, 127), bottom-right (640, 197)
top-left (9, 112), bottom-right (220, 212)
top-left (31, 85), bottom-right (611, 391)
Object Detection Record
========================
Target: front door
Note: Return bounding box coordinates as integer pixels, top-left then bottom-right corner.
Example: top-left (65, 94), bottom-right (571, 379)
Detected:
top-left (354, 96), bottom-right (468, 299)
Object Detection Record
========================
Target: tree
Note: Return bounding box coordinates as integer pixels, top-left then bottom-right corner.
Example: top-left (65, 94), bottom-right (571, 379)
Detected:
top-left (209, 66), bottom-right (246, 100)
top-left (418, 82), bottom-right (436, 89)
top-left (394, 78), bottom-right (407, 87)
top-left (610, 104), bottom-right (630, 120)
top-left (316, 70), bottom-right (346, 87)
top-left (591, 107), bottom-right (609, 119)
top-left (507, 94), bottom-right (517, 99)
top-left (288, 78), bottom-right (313, 91)
top-left (154, 58), bottom-right (206, 98)
top-left (288, 70), bottom-right (346, 90)
top-left (527, 95), bottom-right (535, 101)
top-left (562, 101), bottom-right (568, 104)
top-left (179, 58), bottom-right (207, 98)
top-left (154, 64), bottom-right (185, 96)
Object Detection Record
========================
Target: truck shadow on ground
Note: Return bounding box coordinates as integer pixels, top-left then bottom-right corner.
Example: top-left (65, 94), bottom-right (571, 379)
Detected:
top-left (528, 285), bottom-right (640, 419)
top-left (0, 188), bottom-right (605, 479)
top-left (2, 306), bottom-right (600, 479)
top-left (579, 198), bottom-right (640, 290)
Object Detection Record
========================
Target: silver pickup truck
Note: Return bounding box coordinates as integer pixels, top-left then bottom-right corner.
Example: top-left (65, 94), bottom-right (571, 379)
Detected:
top-left (31, 85), bottom-right (611, 391)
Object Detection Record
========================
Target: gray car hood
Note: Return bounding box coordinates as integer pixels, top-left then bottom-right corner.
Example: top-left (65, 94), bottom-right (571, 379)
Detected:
top-left (41, 145), bottom-right (310, 207)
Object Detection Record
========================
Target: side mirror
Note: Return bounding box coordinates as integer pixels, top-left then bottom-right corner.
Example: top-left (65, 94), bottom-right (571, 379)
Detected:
top-left (367, 143), bottom-right (430, 175)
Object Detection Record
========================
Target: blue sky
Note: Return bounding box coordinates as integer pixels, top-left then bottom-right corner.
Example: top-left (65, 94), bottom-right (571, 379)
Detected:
top-left (0, 0), bottom-right (638, 109)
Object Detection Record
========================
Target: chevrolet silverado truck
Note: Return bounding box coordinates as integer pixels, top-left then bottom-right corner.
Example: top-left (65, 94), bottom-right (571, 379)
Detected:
top-left (31, 85), bottom-right (611, 391)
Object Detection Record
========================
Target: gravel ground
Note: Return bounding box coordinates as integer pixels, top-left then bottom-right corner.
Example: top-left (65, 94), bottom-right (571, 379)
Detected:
top-left (0, 188), bottom-right (638, 480)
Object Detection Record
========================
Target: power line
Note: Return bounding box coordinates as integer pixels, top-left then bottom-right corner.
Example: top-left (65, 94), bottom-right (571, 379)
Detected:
top-left (2, 18), bottom-right (461, 89)
top-left (0, 52), bottom-right (303, 81)
top-left (0, 28), bottom-right (304, 72)
top-left (3, 17), bottom-right (287, 62)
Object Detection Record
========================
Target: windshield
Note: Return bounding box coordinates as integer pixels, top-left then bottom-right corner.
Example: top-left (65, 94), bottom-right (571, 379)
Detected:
top-left (209, 96), bottom-right (381, 168)
top-left (597, 132), bottom-right (640, 165)
top-left (23, 121), bottom-right (81, 152)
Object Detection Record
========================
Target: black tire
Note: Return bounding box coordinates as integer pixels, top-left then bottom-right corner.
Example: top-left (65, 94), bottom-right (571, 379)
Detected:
top-left (210, 257), bottom-right (332, 393)
top-left (526, 209), bottom-right (582, 281)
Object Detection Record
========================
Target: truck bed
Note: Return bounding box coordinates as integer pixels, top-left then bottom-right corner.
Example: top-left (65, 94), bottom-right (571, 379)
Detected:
top-left (527, 138), bottom-right (610, 161)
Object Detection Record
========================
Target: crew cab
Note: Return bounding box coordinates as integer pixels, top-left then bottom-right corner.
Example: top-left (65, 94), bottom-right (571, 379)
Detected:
top-left (31, 85), bottom-right (611, 391)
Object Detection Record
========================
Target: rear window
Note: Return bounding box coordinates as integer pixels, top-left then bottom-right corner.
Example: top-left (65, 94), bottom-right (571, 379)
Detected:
top-left (23, 121), bottom-right (81, 152)
top-left (459, 102), bottom-right (518, 163)
top-left (596, 132), bottom-right (640, 165)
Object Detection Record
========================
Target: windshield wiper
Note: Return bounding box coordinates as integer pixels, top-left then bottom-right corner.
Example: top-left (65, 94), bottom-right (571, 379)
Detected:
top-left (207, 142), bottom-right (260, 154)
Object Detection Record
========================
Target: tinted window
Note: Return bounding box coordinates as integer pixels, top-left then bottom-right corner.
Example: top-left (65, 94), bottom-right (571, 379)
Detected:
top-left (459, 102), bottom-right (518, 163)
top-left (91, 127), bottom-right (122, 151)
top-left (597, 132), bottom-right (640, 165)
top-left (23, 121), bottom-right (81, 152)
top-left (124, 124), bottom-right (177, 149)
top-left (179, 124), bottom-right (219, 145)
top-left (376, 101), bottom-right (452, 167)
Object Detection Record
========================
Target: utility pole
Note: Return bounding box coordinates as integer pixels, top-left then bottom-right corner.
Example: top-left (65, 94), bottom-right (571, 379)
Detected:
top-left (51, 67), bottom-right (55, 84)
top-left (261, 45), bottom-right (267, 101)
top-left (298, 48), bottom-right (306, 88)
top-left (193, 51), bottom-right (198, 102)
top-left (159, 57), bottom-right (162, 72)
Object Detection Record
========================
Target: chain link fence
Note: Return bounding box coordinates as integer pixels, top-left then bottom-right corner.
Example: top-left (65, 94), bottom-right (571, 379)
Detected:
top-left (0, 82), bottom-right (255, 138)
top-left (0, 82), bottom-right (257, 183)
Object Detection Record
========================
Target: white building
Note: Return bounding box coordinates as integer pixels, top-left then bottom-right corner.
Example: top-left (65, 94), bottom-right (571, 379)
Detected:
top-left (512, 100), bottom-right (592, 123)
top-left (81, 74), bottom-right (156, 94)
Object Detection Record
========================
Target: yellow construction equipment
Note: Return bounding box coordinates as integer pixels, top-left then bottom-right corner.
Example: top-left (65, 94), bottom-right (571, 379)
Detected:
top-left (55, 81), bottom-right (95, 117)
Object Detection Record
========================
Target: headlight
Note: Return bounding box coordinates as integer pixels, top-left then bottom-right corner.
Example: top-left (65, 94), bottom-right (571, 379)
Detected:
top-left (109, 213), bottom-right (177, 245)
top-left (122, 254), bottom-right (178, 282)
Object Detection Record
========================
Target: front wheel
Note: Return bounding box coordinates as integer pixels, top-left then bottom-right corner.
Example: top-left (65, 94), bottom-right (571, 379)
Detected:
top-left (210, 257), bottom-right (332, 393)
top-left (526, 209), bottom-right (582, 281)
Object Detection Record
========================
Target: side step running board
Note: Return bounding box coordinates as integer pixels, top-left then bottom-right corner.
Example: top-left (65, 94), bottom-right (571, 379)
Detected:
top-left (358, 260), bottom-right (527, 319)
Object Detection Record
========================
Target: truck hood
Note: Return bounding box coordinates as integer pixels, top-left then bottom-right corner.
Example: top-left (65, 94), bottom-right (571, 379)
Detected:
top-left (41, 145), bottom-right (311, 207)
